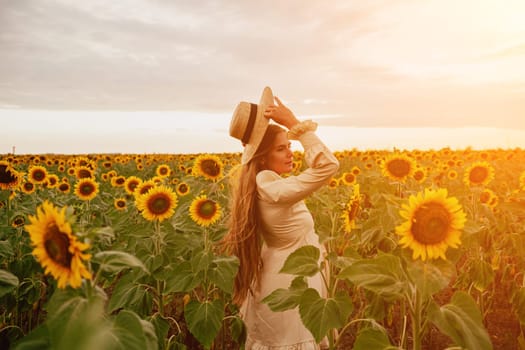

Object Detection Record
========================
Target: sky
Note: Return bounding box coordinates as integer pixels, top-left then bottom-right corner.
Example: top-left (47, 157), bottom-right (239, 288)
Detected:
top-left (1, 0), bottom-right (525, 154)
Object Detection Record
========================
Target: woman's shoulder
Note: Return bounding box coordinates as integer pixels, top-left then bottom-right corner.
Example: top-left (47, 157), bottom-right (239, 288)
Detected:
top-left (256, 170), bottom-right (281, 184)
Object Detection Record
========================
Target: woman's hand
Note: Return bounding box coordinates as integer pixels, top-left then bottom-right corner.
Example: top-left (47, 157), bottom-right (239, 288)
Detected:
top-left (264, 96), bottom-right (299, 130)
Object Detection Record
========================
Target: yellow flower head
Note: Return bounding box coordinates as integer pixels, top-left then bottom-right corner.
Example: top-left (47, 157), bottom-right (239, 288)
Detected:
top-left (192, 154), bottom-right (224, 181)
top-left (463, 161), bottom-right (495, 187)
top-left (381, 153), bottom-right (417, 182)
top-left (0, 161), bottom-right (22, 190)
top-left (25, 201), bottom-right (92, 288)
top-left (114, 198), bottom-right (127, 211)
top-left (395, 188), bottom-right (466, 261)
top-left (341, 184), bottom-right (361, 233)
top-left (74, 178), bottom-right (99, 201)
top-left (124, 176), bottom-right (143, 195)
top-left (176, 181), bottom-right (191, 196)
top-left (156, 164), bottom-right (171, 177)
top-left (135, 185), bottom-right (178, 222)
top-left (28, 165), bottom-right (48, 184)
top-left (189, 195), bottom-right (222, 227)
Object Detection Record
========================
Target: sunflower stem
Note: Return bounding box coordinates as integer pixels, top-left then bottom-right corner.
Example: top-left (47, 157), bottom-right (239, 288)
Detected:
top-left (154, 220), bottom-right (165, 316)
top-left (411, 287), bottom-right (422, 350)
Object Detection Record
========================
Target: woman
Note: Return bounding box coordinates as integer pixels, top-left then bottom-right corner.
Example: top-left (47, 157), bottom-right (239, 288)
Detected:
top-left (223, 87), bottom-right (339, 349)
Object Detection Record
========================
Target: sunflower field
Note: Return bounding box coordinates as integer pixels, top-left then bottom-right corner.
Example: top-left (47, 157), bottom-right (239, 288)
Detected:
top-left (1, 147), bottom-right (525, 350)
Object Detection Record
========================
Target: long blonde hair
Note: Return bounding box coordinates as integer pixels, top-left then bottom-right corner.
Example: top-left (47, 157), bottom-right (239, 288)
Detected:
top-left (222, 124), bottom-right (285, 305)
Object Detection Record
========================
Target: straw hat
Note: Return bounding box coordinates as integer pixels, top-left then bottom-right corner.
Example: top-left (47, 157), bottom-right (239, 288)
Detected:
top-left (229, 86), bottom-right (274, 164)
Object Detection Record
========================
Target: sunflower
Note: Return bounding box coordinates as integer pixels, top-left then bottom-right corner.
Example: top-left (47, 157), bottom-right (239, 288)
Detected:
top-left (192, 154), bottom-right (224, 181)
top-left (340, 172), bottom-right (357, 186)
top-left (341, 185), bottom-right (361, 233)
top-left (58, 182), bottom-right (70, 194)
top-left (463, 161), bottom-right (495, 187)
top-left (447, 169), bottom-right (458, 180)
top-left (12, 215), bottom-right (25, 228)
top-left (412, 167), bottom-right (427, 184)
top-left (124, 176), bottom-right (142, 195)
top-left (292, 160), bottom-right (303, 173)
top-left (0, 161), bottom-right (22, 190)
top-left (479, 189), bottom-right (498, 208)
top-left (25, 201), bottom-right (92, 288)
top-left (135, 180), bottom-right (156, 197)
top-left (75, 166), bottom-right (94, 179)
top-left (28, 165), bottom-right (48, 184)
top-left (74, 178), bottom-right (99, 201)
top-left (21, 181), bottom-right (36, 194)
top-left (381, 153), bottom-right (417, 182)
top-left (156, 164), bottom-right (171, 177)
top-left (176, 182), bottom-right (190, 196)
top-left (45, 174), bottom-right (60, 188)
top-left (328, 177), bottom-right (339, 189)
top-left (135, 185), bottom-right (178, 222)
top-left (396, 188), bottom-right (466, 261)
top-left (189, 195), bottom-right (222, 227)
top-left (114, 198), bottom-right (127, 211)
top-left (111, 175), bottom-right (126, 187)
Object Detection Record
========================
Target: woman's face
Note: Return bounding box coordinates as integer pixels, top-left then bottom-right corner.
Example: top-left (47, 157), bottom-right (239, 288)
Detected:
top-left (264, 131), bottom-right (294, 175)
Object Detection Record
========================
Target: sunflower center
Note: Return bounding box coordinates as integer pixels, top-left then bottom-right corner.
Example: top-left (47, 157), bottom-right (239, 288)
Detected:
top-left (198, 200), bottom-right (217, 218)
top-left (33, 170), bottom-right (46, 181)
top-left (480, 191), bottom-right (491, 203)
top-left (80, 183), bottom-right (95, 195)
top-left (411, 202), bottom-right (450, 244)
top-left (344, 174), bottom-right (355, 183)
top-left (201, 159), bottom-right (220, 177)
top-left (77, 169), bottom-right (92, 178)
top-left (148, 194), bottom-right (170, 214)
top-left (127, 181), bottom-right (139, 192)
top-left (178, 184), bottom-right (188, 193)
top-left (413, 170), bottom-right (424, 181)
top-left (44, 224), bottom-right (73, 268)
top-left (387, 159), bottom-right (410, 178)
top-left (0, 165), bottom-right (16, 184)
top-left (469, 166), bottom-right (488, 184)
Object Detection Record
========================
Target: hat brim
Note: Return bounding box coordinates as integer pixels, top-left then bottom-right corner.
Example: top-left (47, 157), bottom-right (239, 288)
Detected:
top-left (241, 87), bottom-right (274, 164)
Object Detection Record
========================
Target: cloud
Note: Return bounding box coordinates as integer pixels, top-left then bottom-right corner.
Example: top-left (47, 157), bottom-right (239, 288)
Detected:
top-left (0, 0), bottom-right (524, 129)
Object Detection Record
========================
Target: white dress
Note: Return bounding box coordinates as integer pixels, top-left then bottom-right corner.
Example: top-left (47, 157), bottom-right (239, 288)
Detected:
top-left (241, 131), bottom-right (339, 350)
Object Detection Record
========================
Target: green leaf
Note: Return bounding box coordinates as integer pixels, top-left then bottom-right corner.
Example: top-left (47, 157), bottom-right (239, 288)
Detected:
top-left (338, 254), bottom-right (408, 301)
top-left (0, 240), bottom-right (14, 258)
top-left (298, 288), bottom-right (353, 343)
top-left (191, 249), bottom-right (213, 273)
top-left (93, 250), bottom-right (148, 274)
top-left (45, 287), bottom-right (113, 350)
top-left (108, 273), bottom-right (153, 316)
top-left (279, 245), bottom-right (320, 277)
top-left (229, 315), bottom-right (246, 347)
top-left (406, 259), bottom-right (455, 300)
top-left (112, 310), bottom-right (158, 350)
top-left (184, 299), bottom-right (224, 349)
top-left (352, 327), bottom-right (394, 350)
top-left (262, 276), bottom-right (308, 312)
top-left (428, 291), bottom-right (493, 350)
top-left (149, 314), bottom-right (170, 350)
top-left (469, 259), bottom-right (495, 292)
top-left (0, 269), bottom-right (19, 297)
top-left (207, 255), bottom-right (239, 294)
top-left (164, 260), bottom-right (200, 294)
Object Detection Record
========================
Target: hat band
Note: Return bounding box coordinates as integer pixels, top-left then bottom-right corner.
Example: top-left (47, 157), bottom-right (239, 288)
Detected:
top-left (241, 103), bottom-right (258, 144)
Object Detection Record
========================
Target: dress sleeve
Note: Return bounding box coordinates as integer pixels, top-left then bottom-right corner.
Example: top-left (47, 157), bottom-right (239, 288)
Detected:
top-left (256, 130), bottom-right (339, 204)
